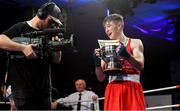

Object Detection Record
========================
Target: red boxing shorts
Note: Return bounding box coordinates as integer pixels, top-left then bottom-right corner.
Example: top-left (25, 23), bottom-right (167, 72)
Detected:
top-left (104, 80), bottom-right (146, 110)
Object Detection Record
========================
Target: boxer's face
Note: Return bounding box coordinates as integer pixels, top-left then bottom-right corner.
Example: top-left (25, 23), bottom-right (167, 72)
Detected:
top-left (104, 21), bottom-right (123, 40)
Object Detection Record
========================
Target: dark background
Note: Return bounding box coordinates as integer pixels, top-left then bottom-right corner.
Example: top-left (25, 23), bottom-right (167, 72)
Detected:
top-left (0, 0), bottom-right (180, 110)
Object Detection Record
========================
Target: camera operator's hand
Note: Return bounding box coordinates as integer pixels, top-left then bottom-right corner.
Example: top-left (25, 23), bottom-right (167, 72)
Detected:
top-left (52, 36), bottom-right (64, 41)
top-left (22, 44), bottom-right (38, 59)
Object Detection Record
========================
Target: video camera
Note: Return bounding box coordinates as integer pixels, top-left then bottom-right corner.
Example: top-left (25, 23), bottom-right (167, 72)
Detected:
top-left (10, 28), bottom-right (74, 59)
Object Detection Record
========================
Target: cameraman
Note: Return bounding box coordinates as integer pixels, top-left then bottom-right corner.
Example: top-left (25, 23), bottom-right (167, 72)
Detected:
top-left (0, 2), bottom-right (63, 110)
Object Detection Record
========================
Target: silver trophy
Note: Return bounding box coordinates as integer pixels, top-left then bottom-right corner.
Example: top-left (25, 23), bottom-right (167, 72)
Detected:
top-left (98, 40), bottom-right (123, 75)
top-left (100, 45), bottom-right (123, 75)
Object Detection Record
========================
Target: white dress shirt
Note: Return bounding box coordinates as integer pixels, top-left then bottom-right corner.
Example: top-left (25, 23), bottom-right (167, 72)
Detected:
top-left (56, 90), bottom-right (99, 111)
top-left (6, 85), bottom-right (12, 99)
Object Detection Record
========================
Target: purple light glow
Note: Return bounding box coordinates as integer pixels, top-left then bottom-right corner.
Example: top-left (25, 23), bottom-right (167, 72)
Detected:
top-left (150, 28), bottom-right (161, 32)
top-left (133, 25), bottom-right (149, 34)
top-left (165, 37), bottom-right (175, 42)
top-left (168, 24), bottom-right (175, 35)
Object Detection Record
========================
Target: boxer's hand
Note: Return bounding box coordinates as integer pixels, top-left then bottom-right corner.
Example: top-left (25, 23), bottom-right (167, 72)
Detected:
top-left (116, 42), bottom-right (131, 59)
top-left (93, 49), bottom-right (101, 67)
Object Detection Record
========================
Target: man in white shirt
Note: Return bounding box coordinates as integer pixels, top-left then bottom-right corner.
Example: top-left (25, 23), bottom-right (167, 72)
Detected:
top-left (52, 79), bottom-right (99, 111)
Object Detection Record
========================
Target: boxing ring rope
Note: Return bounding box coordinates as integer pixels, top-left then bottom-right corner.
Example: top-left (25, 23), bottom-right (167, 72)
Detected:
top-left (144, 85), bottom-right (180, 94)
top-left (0, 85), bottom-right (180, 110)
top-left (0, 101), bottom-right (10, 104)
top-left (146, 104), bottom-right (180, 110)
top-left (143, 85), bottom-right (180, 110)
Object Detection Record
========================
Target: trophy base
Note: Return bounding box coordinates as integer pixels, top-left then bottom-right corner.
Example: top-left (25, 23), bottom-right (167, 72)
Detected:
top-left (103, 68), bottom-right (123, 76)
